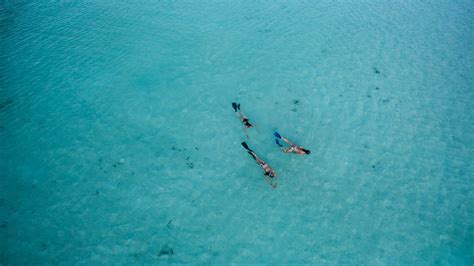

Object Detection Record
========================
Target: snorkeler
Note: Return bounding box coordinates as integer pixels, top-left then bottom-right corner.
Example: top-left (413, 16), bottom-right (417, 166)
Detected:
top-left (241, 142), bottom-right (278, 188)
top-left (232, 102), bottom-right (254, 138)
top-left (274, 132), bottom-right (311, 155)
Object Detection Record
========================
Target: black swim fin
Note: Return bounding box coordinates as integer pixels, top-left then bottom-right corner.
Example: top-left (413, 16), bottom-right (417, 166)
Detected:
top-left (242, 142), bottom-right (257, 160)
top-left (237, 103), bottom-right (240, 110)
top-left (232, 102), bottom-right (238, 112)
top-left (241, 141), bottom-right (252, 151)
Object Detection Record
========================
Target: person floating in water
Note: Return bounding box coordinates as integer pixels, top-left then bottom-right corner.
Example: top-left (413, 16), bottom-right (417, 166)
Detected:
top-left (232, 102), bottom-right (254, 138)
top-left (274, 131), bottom-right (311, 155)
top-left (241, 142), bottom-right (278, 188)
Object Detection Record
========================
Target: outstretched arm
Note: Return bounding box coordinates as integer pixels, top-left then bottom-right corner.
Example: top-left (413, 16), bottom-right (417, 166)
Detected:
top-left (264, 172), bottom-right (278, 188)
top-left (264, 175), bottom-right (273, 187)
top-left (272, 176), bottom-right (278, 188)
top-left (243, 127), bottom-right (249, 138)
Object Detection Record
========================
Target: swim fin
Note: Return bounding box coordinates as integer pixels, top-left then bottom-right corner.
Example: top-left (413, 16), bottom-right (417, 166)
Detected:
top-left (241, 142), bottom-right (250, 150)
top-left (237, 103), bottom-right (240, 110)
top-left (275, 139), bottom-right (283, 147)
top-left (232, 102), bottom-right (238, 112)
top-left (273, 131), bottom-right (282, 139)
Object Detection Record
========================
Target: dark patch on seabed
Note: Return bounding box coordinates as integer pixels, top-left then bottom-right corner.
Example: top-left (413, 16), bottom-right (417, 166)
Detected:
top-left (1, 221), bottom-right (8, 228)
top-left (38, 120), bottom-right (47, 129)
top-left (171, 145), bottom-right (188, 152)
top-left (159, 244), bottom-right (174, 256)
top-left (0, 99), bottom-right (13, 110)
top-left (171, 145), bottom-right (182, 151)
top-left (372, 161), bottom-right (380, 169)
top-left (170, 144), bottom-right (199, 169)
top-left (373, 67), bottom-right (380, 74)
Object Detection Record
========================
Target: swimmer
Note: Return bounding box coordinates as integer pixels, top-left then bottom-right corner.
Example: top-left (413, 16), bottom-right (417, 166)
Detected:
top-left (241, 142), bottom-right (278, 188)
top-left (274, 131), bottom-right (311, 155)
top-left (232, 102), bottom-right (254, 138)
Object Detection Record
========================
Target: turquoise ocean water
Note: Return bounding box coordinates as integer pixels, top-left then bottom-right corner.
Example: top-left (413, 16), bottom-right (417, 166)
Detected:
top-left (1, 1), bottom-right (473, 264)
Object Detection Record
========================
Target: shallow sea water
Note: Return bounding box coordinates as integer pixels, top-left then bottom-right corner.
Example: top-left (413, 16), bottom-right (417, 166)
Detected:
top-left (1, 1), bottom-right (473, 264)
